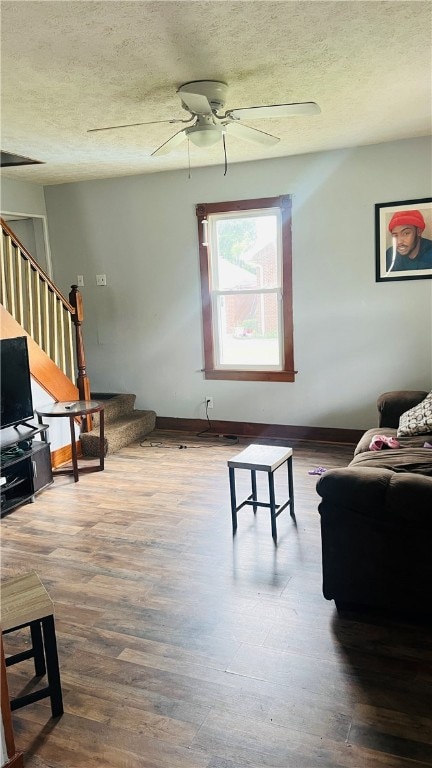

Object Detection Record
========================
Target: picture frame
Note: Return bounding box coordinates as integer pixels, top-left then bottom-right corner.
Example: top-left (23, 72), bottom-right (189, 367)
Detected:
top-left (375, 197), bottom-right (432, 282)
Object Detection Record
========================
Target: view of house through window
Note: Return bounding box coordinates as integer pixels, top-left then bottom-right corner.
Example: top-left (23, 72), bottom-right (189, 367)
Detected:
top-left (212, 212), bottom-right (280, 367)
top-left (197, 196), bottom-right (295, 382)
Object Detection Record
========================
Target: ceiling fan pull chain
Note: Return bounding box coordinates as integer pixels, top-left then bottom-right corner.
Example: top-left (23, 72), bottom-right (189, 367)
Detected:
top-left (188, 138), bottom-right (191, 179)
top-left (223, 133), bottom-right (228, 176)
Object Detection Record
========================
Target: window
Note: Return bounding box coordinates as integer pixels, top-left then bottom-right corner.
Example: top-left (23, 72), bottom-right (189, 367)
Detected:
top-left (196, 196), bottom-right (295, 382)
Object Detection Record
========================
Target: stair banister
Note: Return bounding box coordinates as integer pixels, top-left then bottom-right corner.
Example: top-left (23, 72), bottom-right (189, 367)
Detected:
top-left (1, 217), bottom-right (92, 432)
top-left (69, 285), bottom-right (92, 431)
top-left (1, 218), bottom-right (73, 310)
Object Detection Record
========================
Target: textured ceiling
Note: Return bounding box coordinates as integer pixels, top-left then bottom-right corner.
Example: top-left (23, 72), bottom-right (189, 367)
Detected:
top-left (1, 1), bottom-right (431, 185)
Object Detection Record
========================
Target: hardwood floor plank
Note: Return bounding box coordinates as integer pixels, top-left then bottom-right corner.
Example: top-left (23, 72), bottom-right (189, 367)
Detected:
top-left (353, 703), bottom-right (432, 746)
top-left (13, 708), bottom-right (210, 768)
top-left (347, 723), bottom-right (432, 764)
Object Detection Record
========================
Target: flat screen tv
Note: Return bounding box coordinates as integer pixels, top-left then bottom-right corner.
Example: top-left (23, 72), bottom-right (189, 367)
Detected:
top-left (0, 336), bottom-right (34, 429)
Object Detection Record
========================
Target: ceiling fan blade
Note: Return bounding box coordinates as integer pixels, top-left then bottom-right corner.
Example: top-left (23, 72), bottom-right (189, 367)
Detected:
top-left (225, 122), bottom-right (280, 146)
top-left (177, 90), bottom-right (213, 116)
top-left (226, 102), bottom-right (321, 120)
top-left (87, 118), bottom-right (191, 133)
top-left (151, 128), bottom-right (188, 156)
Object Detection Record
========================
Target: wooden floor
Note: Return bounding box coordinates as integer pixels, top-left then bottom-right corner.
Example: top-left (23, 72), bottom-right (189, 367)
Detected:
top-left (1, 431), bottom-right (431, 768)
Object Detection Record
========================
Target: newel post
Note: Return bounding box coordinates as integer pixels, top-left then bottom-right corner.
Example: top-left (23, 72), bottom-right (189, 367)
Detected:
top-left (69, 285), bottom-right (92, 432)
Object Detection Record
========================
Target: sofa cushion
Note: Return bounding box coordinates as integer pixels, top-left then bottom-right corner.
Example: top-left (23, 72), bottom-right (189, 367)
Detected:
top-left (397, 391), bottom-right (432, 437)
top-left (354, 427), bottom-right (432, 456)
top-left (350, 448), bottom-right (432, 476)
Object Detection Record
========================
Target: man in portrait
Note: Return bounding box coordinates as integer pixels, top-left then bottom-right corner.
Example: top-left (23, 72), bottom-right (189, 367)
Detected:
top-left (386, 209), bottom-right (432, 272)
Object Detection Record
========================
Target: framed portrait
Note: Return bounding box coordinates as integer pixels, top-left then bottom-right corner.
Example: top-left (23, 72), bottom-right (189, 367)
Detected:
top-left (375, 197), bottom-right (432, 282)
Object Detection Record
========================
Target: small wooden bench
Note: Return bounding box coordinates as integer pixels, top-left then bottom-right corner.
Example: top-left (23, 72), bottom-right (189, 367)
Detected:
top-left (1, 571), bottom-right (64, 718)
top-left (227, 444), bottom-right (295, 541)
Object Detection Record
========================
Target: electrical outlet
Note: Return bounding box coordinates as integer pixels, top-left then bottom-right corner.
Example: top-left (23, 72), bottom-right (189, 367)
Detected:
top-left (206, 396), bottom-right (214, 409)
top-left (77, 275), bottom-right (84, 287)
top-left (96, 274), bottom-right (107, 286)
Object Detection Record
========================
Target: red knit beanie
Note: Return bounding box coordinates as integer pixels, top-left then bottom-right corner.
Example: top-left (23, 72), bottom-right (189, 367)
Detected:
top-left (388, 210), bottom-right (425, 233)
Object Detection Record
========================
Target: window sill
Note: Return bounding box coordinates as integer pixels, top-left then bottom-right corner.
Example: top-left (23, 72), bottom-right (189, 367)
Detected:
top-left (203, 370), bottom-right (296, 382)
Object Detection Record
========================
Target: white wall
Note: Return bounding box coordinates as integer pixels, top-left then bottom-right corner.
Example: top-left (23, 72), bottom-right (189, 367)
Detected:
top-left (1, 177), bottom-right (53, 275)
top-left (44, 137), bottom-right (432, 430)
top-left (0, 176), bottom-right (47, 216)
top-left (30, 380), bottom-right (79, 451)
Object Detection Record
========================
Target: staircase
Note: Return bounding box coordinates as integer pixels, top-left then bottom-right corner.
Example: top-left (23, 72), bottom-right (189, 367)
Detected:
top-left (80, 393), bottom-right (156, 457)
top-left (1, 219), bottom-right (157, 461)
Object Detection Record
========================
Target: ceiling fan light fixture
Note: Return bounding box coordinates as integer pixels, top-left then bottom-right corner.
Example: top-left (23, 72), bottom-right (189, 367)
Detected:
top-left (186, 124), bottom-right (222, 148)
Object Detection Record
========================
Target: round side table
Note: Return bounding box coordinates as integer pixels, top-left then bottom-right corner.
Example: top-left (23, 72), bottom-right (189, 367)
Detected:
top-left (36, 400), bottom-right (105, 483)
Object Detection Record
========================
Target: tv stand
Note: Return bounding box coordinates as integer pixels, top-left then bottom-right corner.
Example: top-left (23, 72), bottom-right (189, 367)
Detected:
top-left (1, 421), bottom-right (53, 517)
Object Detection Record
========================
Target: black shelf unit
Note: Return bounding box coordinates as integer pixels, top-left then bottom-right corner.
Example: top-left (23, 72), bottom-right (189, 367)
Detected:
top-left (1, 421), bottom-right (53, 517)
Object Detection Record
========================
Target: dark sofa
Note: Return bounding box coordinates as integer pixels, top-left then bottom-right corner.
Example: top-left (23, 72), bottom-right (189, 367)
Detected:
top-left (316, 391), bottom-right (432, 618)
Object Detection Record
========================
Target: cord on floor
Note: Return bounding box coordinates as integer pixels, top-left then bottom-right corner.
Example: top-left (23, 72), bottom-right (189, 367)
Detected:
top-left (140, 400), bottom-right (238, 449)
top-left (140, 437), bottom-right (238, 449)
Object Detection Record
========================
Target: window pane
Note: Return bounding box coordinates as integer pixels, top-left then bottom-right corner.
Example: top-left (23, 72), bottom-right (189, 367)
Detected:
top-left (215, 292), bottom-right (281, 367)
top-left (213, 214), bottom-right (279, 290)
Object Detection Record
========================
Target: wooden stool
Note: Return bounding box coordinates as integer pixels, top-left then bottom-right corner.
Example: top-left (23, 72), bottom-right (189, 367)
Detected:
top-left (228, 444), bottom-right (295, 541)
top-left (1, 571), bottom-right (64, 718)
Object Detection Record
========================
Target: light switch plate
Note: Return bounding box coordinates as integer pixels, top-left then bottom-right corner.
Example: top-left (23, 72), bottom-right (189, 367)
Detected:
top-left (96, 274), bottom-right (107, 286)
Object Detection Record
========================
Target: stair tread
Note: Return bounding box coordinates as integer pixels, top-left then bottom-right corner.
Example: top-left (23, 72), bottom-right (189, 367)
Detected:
top-left (90, 410), bottom-right (155, 433)
top-left (81, 407), bottom-right (156, 457)
top-left (91, 394), bottom-right (138, 426)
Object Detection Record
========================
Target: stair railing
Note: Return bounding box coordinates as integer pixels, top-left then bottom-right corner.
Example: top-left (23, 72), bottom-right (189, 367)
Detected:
top-left (0, 217), bottom-right (92, 429)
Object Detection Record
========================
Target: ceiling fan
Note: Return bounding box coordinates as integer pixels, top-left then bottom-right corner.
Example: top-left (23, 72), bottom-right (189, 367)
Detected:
top-left (88, 80), bottom-right (320, 156)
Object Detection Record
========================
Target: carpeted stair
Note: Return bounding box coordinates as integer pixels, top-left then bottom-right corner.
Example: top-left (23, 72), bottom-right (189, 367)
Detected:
top-left (80, 393), bottom-right (156, 457)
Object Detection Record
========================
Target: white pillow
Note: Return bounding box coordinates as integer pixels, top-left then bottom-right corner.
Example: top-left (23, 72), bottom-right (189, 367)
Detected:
top-left (397, 392), bottom-right (432, 437)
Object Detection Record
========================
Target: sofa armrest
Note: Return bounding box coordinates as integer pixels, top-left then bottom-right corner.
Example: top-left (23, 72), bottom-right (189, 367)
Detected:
top-left (377, 390), bottom-right (428, 429)
top-left (316, 466), bottom-right (432, 524)
top-left (317, 467), bottom-right (391, 519)
top-left (317, 467), bottom-right (432, 614)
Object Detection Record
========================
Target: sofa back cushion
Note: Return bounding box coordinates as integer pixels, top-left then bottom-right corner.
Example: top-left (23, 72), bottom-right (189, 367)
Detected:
top-left (378, 390), bottom-right (429, 428)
